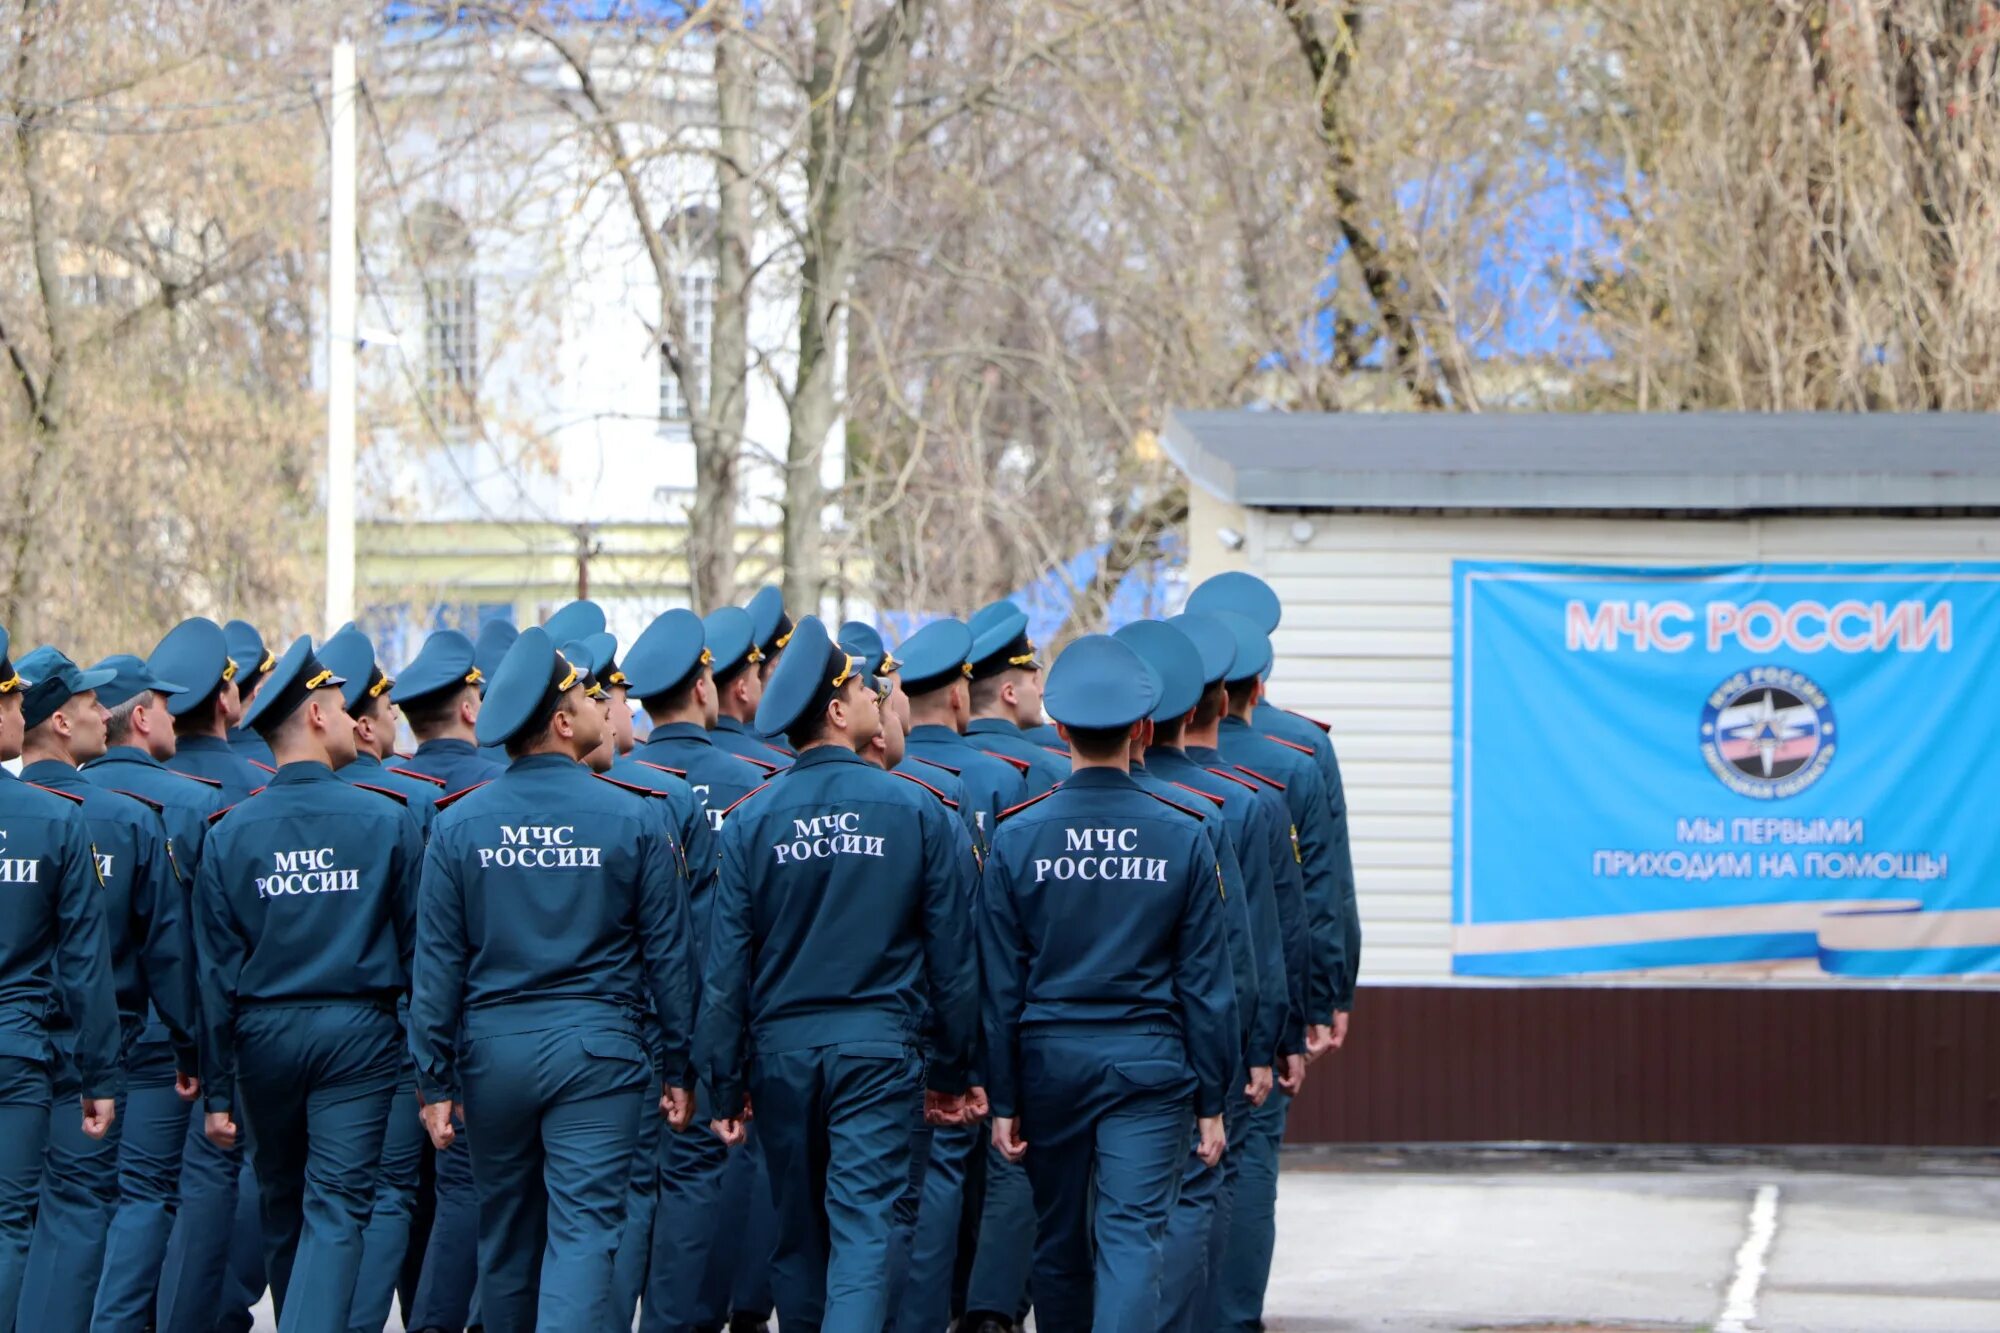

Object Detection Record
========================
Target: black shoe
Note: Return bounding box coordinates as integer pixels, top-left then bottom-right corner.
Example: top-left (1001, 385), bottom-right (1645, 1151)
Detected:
top-left (727, 1316), bottom-right (770, 1333)
top-left (961, 1313), bottom-right (1014, 1333)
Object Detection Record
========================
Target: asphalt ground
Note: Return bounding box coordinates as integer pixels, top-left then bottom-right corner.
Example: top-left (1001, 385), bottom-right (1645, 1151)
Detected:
top-left (255, 1152), bottom-right (2000, 1331)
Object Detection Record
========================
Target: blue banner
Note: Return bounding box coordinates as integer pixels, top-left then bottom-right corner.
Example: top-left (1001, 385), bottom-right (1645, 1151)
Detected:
top-left (1452, 561), bottom-right (2000, 980)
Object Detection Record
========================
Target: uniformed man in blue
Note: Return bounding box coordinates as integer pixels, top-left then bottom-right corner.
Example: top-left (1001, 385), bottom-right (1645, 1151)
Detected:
top-left (314, 627), bottom-right (439, 1333)
top-left (977, 634), bottom-right (1235, 1333)
top-left (9, 648), bottom-right (198, 1333)
top-left (889, 616), bottom-right (1026, 1333)
top-left (192, 636), bottom-right (420, 1333)
top-left (390, 627), bottom-right (501, 1333)
top-left (411, 627), bottom-right (695, 1333)
top-left (964, 602), bottom-right (1068, 797)
top-left (473, 618), bottom-right (521, 767)
top-left (0, 626), bottom-right (123, 1333)
top-left (706, 604), bottom-right (791, 773)
top-left (151, 617), bottom-right (265, 805)
top-left (744, 585), bottom-right (798, 762)
top-left (696, 615), bottom-right (982, 1333)
top-left (144, 616), bottom-right (266, 1333)
top-left (223, 620), bottom-right (279, 772)
top-left (1117, 621), bottom-right (1296, 1332)
top-left (1188, 572), bottom-right (1360, 1055)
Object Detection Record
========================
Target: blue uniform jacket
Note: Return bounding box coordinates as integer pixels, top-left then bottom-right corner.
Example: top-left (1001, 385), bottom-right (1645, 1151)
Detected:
top-left (227, 726), bottom-right (277, 772)
top-left (1147, 747), bottom-right (1299, 1061)
top-left (694, 745), bottom-right (979, 1117)
top-left (964, 717), bottom-right (1069, 796)
top-left (0, 772), bottom-right (123, 1096)
top-left (84, 745), bottom-right (225, 867)
top-left (903, 724), bottom-right (1029, 848)
top-left (399, 737), bottom-right (505, 797)
top-left (977, 768), bottom-right (1236, 1120)
top-left (1215, 719), bottom-right (1351, 1016)
top-left (631, 723), bottom-right (770, 835)
top-left (1253, 701), bottom-right (1362, 1006)
top-left (168, 734), bottom-right (267, 807)
top-left (892, 753), bottom-right (981, 854)
top-left (610, 755), bottom-right (719, 920)
top-left (410, 754), bottom-right (695, 1101)
top-left (711, 716), bottom-right (792, 771)
top-left (340, 752), bottom-right (441, 838)
top-left (22, 761), bottom-right (199, 1075)
top-left (194, 763), bottom-right (422, 1109)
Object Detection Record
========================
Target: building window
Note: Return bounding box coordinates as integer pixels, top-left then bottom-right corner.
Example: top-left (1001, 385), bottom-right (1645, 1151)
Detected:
top-left (412, 203), bottom-right (477, 428)
top-left (660, 269), bottom-right (714, 423)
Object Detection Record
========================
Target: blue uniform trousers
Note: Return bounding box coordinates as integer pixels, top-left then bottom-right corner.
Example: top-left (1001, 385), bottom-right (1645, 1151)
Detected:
top-left (461, 1018), bottom-right (648, 1333)
top-left (345, 1062), bottom-right (424, 1333)
top-left (611, 1079), bottom-right (662, 1326)
top-left (749, 1043), bottom-right (924, 1333)
top-left (640, 1086), bottom-right (730, 1333)
top-left (93, 1034), bottom-right (192, 1331)
top-left (18, 1032), bottom-right (132, 1333)
top-left (964, 1147), bottom-right (1035, 1321)
top-left (883, 1118), bottom-right (932, 1319)
top-left (1156, 1086), bottom-right (1247, 1333)
top-left (235, 1003), bottom-right (400, 1333)
top-left (1196, 1097), bottom-right (1248, 1333)
top-left (406, 1105), bottom-right (480, 1330)
top-left (1212, 1087), bottom-right (1290, 1333)
top-left (891, 1122), bottom-right (979, 1333)
top-left (700, 1123), bottom-right (777, 1323)
top-left (0, 1055), bottom-right (52, 1333)
top-left (155, 1114), bottom-right (264, 1333)
top-left (1018, 1029), bottom-right (1193, 1333)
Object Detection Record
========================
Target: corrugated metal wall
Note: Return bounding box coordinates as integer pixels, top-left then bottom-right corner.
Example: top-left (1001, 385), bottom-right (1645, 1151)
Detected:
top-left (1234, 510), bottom-right (2000, 982)
top-left (1283, 984), bottom-right (2000, 1146)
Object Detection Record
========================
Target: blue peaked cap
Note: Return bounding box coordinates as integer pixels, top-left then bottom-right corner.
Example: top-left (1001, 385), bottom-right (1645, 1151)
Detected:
top-left (1185, 571), bottom-right (1282, 634)
top-left (1113, 620), bottom-right (1206, 721)
top-left (1043, 635), bottom-right (1159, 730)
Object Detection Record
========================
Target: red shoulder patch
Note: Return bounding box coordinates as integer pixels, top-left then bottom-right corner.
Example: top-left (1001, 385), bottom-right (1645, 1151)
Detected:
top-left (1232, 765), bottom-right (1286, 792)
top-left (352, 782), bottom-right (409, 806)
top-left (594, 772), bottom-right (669, 798)
top-left (207, 802), bottom-right (239, 825)
top-left (385, 765), bottom-right (448, 789)
top-left (633, 759), bottom-right (689, 779)
top-left (1289, 709), bottom-right (1332, 734)
top-left (997, 789), bottom-right (1055, 821)
top-left (24, 781), bottom-right (84, 804)
top-left (1170, 780), bottom-right (1227, 808)
top-left (908, 754), bottom-right (961, 778)
top-left (1203, 766), bottom-right (1262, 793)
top-left (728, 752), bottom-right (780, 775)
top-left (891, 769), bottom-right (958, 809)
top-left (1262, 734), bottom-right (1315, 756)
top-left (760, 742), bottom-right (794, 759)
top-left (174, 770), bottom-right (223, 788)
top-left (1039, 745), bottom-right (1070, 758)
top-left (719, 782), bottom-right (770, 820)
top-left (435, 780), bottom-right (491, 810)
top-left (111, 788), bottom-right (165, 813)
top-left (979, 748), bottom-right (1033, 774)
top-left (1142, 788), bottom-right (1207, 821)
top-left (247, 758), bottom-right (278, 775)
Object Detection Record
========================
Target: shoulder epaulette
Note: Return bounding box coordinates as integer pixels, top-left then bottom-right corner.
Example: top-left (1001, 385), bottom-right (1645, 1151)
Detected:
top-left (633, 759), bottom-right (689, 779)
top-left (760, 742), bottom-right (793, 759)
top-left (248, 759), bottom-right (278, 775)
top-left (435, 780), bottom-right (491, 810)
top-left (1203, 765), bottom-right (1263, 793)
top-left (997, 789), bottom-right (1055, 821)
top-left (1040, 745), bottom-right (1070, 758)
top-left (1170, 780), bottom-right (1226, 808)
top-left (386, 765), bottom-right (448, 788)
top-left (979, 748), bottom-right (1033, 774)
top-left (1285, 708), bottom-right (1332, 734)
top-left (207, 802), bottom-right (239, 825)
top-left (891, 769), bottom-right (958, 809)
top-left (111, 788), bottom-right (165, 813)
top-left (1232, 764), bottom-right (1286, 792)
top-left (719, 782), bottom-right (770, 819)
top-left (25, 781), bottom-right (85, 804)
top-left (352, 782), bottom-right (409, 806)
top-left (1262, 734), bottom-right (1316, 756)
top-left (728, 752), bottom-right (780, 775)
top-left (594, 772), bottom-right (669, 798)
top-left (393, 751), bottom-right (415, 761)
top-left (174, 770), bottom-right (223, 788)
top-left (909, 754), bottom-right (961, 778)
top-left (1141, 788), bottom-right (1207, 821)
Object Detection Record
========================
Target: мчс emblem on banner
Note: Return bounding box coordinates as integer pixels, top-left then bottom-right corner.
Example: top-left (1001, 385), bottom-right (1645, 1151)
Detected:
top-left (1699, 667), bottom-right (1837, 799)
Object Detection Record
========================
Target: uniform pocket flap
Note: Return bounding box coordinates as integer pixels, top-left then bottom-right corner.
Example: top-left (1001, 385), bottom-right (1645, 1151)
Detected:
top-left (579, 1030), bottom-right (646, 1065)
top-left (1109, 1058), bottom-right (1190, 1090)
top-left (834, 1040), bottom-right (916, 1062)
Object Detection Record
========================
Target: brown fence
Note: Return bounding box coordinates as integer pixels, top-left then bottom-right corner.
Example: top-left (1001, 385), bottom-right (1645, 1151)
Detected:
top-left (1282, 984), bottom-right (2000, 1146)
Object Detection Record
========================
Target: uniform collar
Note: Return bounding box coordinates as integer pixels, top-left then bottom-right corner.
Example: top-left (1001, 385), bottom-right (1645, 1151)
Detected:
top-left (20, 759), bottom-right (84, 789)
top-left (344, 752), bottom-right (383, 772)
top-left (644, 722), bottom-right (715, 747)
top-left (1144, 745), bottom-right (1192, 770)
top-left (89, 745), bottom-right (165, 770)
top-left (415, 737), bottom-right (479, 757)
top-left (506, 752), bottom-right (585, 775)
top-left (789, 744), bottom-right (867, 770)
top-left (1061, 767), bottom-right (1133, 790)
top-left (267, 760), bottom-right (338, 785)
top-left (176, 734), bottom-right (233, 753)
top-left (906, 723), bottom-right (967, 745)
top-left (1218, 716), bottom-right (1251, 733)
top-left (964, 717), bottom-right (1022, 737)
top-left (713, 715), bottom-right (755, 734)
top-left (1185, 744), bottom-right (1224, 765)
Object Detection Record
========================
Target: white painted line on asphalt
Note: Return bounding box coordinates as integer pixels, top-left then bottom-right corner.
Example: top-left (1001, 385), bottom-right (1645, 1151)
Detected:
top-left (1716, 1183), bottom-right (1781, 1333)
